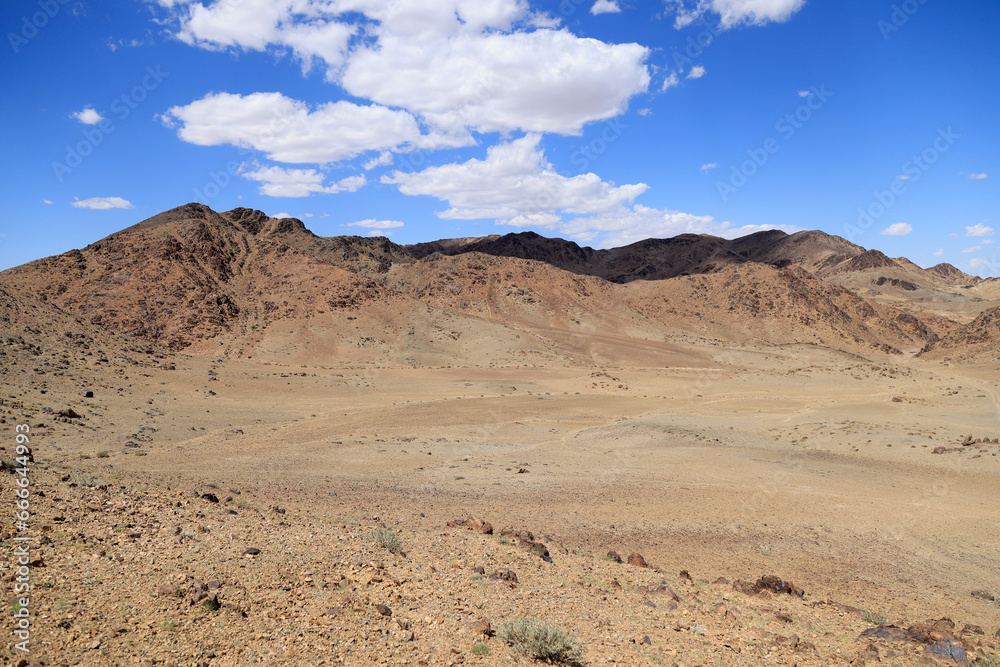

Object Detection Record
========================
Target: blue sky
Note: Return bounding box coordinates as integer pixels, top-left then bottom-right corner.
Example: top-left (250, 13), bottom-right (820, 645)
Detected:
top-left (1, 0), bottom-right (998, 275)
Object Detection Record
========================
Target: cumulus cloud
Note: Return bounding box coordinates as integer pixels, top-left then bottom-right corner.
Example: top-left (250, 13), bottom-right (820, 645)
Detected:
top-left (662, 72), bottom-right (681, 90)
top-left (591, 0), bottom-right (622, 14)
top-left (797, 90), bottom-right (811, 98)
top-left (158, 1), bottom-right (650, 141)
top-left (240, 164), bottom-right (366, 197)
top-left (687, 65), bottom-right (706, 79)
top-left (968, 173), bottom-right (989, 180)
top-left (896, 174), bottom-right (911, 180)
top-left (71, 107), bottom-right (104, 125)
top-left (71, 196), bottom-right (133, 210)
top-left (42, 199), bottom-right (53, 204)
top-left (363, 151), bottom-right (394, 171)
top-left (669, 0), bottom-right (806, 29)
top-left (962, 246), bottom-right (982, 254)
top-left (880, 222), bottom-right (912, 236)
top-left (383, 134), bottom-right (647, 222)
top-left (933, 249), bottom-right (944, 257)
top-left (700, 163), bottom-right (718, 171)
top-left (382, 133), bottom-right (794, 247)
top-left (163, 92), bottom-right (429, 164)
top-left (342, 28), bottom-right (649, 138)
top-left (967, 223), bottom-right (995, 237)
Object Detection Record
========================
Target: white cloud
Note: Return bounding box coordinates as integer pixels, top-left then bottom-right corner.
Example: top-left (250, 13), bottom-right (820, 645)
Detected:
top-left (71, 107), bottom-right (103, 125)
top-left (342, 28), bottom-right (649, 138)
top-left (668, 0), bottom-right (806, 29)
top-left (968, 173), bottom-right (989, 180)
top-left (933, 249), bottom-right (944, 257)
top-left (700, 163), bottom-right (718, 171)
top-left (687, 65), bottom-right (706, 79)
top-left (273, 212), bottom-right (293, 219)
top-left (637, 108), bottom-right (652, 116)
top-left (797, 90), bottom-right (810, 98)
top-left (962, 246), bottom-right (982, 254)
top-left (42, 199), bottom-right (53, 205)
top-left (367, 229), bottom-right (392, 237)
top-left (349, 219), bottom-right (405, 230)
top-left (363, 151), bottom-right (394, 171)
top-left (383, 134), bottom-right (647, 223)
top-left (880, 222), bottom-right (912, 236)
top-left (967, 223), bottom-right (995, 237)
top-left (969, 257), bottom-right (993, 271)
top-left (239, 164), bottom-right (367, 197)
top-left (983, 239), bottom-right (995, 245)
top-left (896, 174), bottom-right (911, 180)
top-left (661, 72), bottom-right (680, 91)
top-left (163, 92), bottom-right (426, 163)
top-left (591, 0), bottom-right (622, 15)
top-left (71, 196), bottom-right (133, 210)
top-left (383, 133), bottom-right (795, 247)
top-left (158, 2), bottom-right (649, 140)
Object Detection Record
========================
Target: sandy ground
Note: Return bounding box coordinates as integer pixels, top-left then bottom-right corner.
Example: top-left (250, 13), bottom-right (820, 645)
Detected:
top-left (40, 337), bottom-right (998, 642)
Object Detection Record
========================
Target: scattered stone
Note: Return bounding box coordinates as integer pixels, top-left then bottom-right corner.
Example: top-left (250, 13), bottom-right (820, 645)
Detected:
top-left (60, 408), bottom-right (81, 419)
top-left (242, 547), bottom-right (261, 557)
top-left (971, 590), bottom-right (995, 602)
top-left (200, 493), bottom-right (219, 503)
top-left (627, 553), bottom-right (648, 568)
top-left (489, 569), bottom-right (518, 583)
top-left (757, 575), bottom-right (805, 598)
top-left (519, 538), bottom-right (552, 562)
top-left (470, 619), bottom-right (492, 636)
top-left (375, 604), bottom-right (392, 617)
top-left (470, 566), bottom-right (485, 575)
top-left (733, 580), bottom-right (759, 596)
top-left (157, 585), bottom-right (182, 597)
top-left (961, 624), bottom-right (983, 636)
top-left (82, 390), bottom-right (94, 398)
top-left (606, 550), bottom-right (623, 563)
top-left (679, 569), bottom-right (693, 582)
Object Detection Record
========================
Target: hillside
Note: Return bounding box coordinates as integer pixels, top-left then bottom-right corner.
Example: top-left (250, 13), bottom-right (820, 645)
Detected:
top-left (0, 203), bottom-right (987, 362)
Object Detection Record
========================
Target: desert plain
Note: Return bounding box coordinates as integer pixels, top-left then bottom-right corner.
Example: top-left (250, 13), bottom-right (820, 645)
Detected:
top-left (2, 204), bottom-right (1000, 666)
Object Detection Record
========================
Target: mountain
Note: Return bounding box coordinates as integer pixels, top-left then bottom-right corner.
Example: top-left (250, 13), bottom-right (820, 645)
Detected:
top-left (404, 229), bottom-right (982, 301)
top-left (0, 203), bottom-right (985, 362)
top-left (918, 306), bottom-right (1000, 362)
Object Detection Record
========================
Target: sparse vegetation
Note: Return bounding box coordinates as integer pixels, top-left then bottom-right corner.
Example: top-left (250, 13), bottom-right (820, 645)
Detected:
top-left (96, 450), bottom-right (110, 458)
top-left (369, 527), bottom-right (403, 553)
top-left (472, 643), bottom-right (490, 656)
top-left (499, 618), bottom-right (583, 664)
top-left (973, 655), bottom-right (1000, 667)
top-left (861, 610), bottom-right (888, 625)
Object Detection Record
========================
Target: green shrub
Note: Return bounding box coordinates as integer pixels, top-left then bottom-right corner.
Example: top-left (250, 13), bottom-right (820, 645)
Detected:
top-left (861, 610), bottom-right (888, 625)
top-left (369, 527), bottom-right (403, 553)
top-left (499, 618), bottom-right (583, 664)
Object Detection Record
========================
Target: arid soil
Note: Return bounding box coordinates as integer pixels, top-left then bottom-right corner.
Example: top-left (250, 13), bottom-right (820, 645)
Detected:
top-left (3, 205), bottom-right (1000, 665)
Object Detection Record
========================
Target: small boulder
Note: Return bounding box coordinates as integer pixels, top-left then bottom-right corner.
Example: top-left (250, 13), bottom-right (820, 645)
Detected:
top-left (606, 550), bottom-right (623, 563)
top-left (627, 553), bottom-right (648, 568)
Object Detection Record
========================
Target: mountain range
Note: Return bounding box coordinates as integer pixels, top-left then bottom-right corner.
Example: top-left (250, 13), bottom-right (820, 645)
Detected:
top-left (1, 203), bottom-right (996, 364)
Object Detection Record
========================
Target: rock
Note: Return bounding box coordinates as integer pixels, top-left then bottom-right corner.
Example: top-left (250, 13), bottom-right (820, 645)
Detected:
top-left (242, 547), bottom-right (261, 557)
top-left (655, 585), bottom-right (682, 602)
top-left (158, 585), bottom-right (182, 597)
top-left (679, 570), bottom-right (693, 582)
top-left (714, 603), bottom-right (728, 615)
top-left (714, 577), bottom-right (730, 585)
top-left (627, 553), bottom-right (648, 568)
top-left (490, 569), bottom-right (518, 583)
top-left (640, 635), bottom-right (652, 645)
top-left (733, 580), bottom-right (759, 596)
top-left (971, 590), bottom-right (995, 602)
top-left (520, 538), bottom-right (552, 562)
top-left (60, 408), bottom-right (81, 419)
top-left (610, 579), bottom-right (622, 590)
top-left (82, 390), bottom-right (94, 398)
top-left (471, 566), bottom-right (485, 575)
top-left (927, 639), bottom-right (968, 665)
top-left (757, 575), bottom-right (805, 598)
top-left (470, 619), bottom-right (492, 636)
top-left (375, 604), bottom-right (392, 617)
top-left (324, 607), bottom-right (342, 616)
top-left (961, 624), bottom-right (983, 636)
top-left (606, 550), bottom-right (623, 563)
top-left (200, 493), bottom-right (219, 503)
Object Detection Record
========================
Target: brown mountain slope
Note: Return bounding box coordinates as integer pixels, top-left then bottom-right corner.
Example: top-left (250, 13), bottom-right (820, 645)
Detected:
top-left (405, 229), bottom-right (982, 303)
top-left (918, 306), bottom-right (1000, 362)
top-left (0, 204), bottom-right (951, 362)
top-left (624, 264), bottom-right (937, 354)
